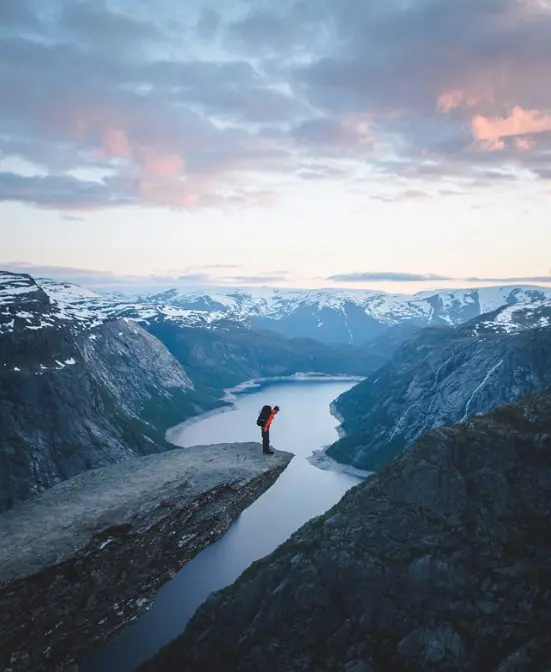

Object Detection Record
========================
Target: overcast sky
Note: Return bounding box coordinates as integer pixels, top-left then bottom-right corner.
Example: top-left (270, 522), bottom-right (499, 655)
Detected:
top-left (1, 0), bottom-right (550, 292)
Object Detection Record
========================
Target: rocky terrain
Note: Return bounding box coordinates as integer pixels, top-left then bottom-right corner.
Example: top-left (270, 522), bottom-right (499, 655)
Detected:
top-left (145, 320), bottom-right (383, 401)
top-left (0, 271), bottom-right (215, 512)
top-left (15, 271), bottom-right (551, 345)
top-left (0, 442), bottom-right (293, 672)
top-left (0, 270), bottom-right (384, 512)
top-left (135, 284), bottom-right (551, 344)
top-left (326, 319), bottom-right (551, 471)
top-left (142, 394), bottom-right (551, 672)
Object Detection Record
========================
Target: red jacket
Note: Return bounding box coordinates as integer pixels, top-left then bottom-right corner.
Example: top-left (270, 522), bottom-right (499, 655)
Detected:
top-left (264, 409), bottom-right (277, 431)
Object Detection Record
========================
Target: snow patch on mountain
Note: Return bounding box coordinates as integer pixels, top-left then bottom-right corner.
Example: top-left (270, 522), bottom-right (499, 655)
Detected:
top-left (4, 270), bottom-right (551, 343)
top-left (471, 299), bottom-right (551, 334)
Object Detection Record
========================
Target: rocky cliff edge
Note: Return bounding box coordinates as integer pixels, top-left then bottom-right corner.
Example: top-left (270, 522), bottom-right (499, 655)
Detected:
top-left (0, 442), bottom-right (292, 671)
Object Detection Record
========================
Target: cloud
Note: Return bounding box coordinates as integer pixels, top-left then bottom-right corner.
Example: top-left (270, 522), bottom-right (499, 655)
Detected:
top-left (223, 273), bottom-right (288, 284)
top-left (186, 264), bottom-right (242, 270)
top-left (0, 172), bottom-right (136, 209)
top-left (466, 275), bottom-right (551, 283)
top-left (371, 189), bottom-right (431, 202)
top-left (437, 90), bottom-right (492, 114)
top-left (1, 261), bottom-right (115, 277)
top-left (471, 106), bottom-right (551, 151)
top-left (328, 270), bottom-right (551, 284)
top-left (0, 261), bottom-right (133, 286)
top-left (1, 0), bottom-right (551, 212)
top-left (327, 272), bottom-right (453, 283)
top-left (0, 262), bottom-right (289, 288)
top-left (175, 273), bottom-right (217, 282)
top-left (61, 214), bottom-right (85, 222)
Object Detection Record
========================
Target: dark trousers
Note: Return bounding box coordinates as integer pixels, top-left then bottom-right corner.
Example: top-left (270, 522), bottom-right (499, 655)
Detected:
top-left (261, 429), bottom-right (270, 452)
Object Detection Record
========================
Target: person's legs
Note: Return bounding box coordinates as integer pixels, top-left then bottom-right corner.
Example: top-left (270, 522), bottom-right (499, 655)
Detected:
top-left (262, 429), bottom-right (273, 453)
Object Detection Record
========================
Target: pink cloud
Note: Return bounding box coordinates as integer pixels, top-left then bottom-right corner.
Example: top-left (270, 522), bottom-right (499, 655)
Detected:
top-left (101, 127), bottom-right (132, 159)
top-left (514, 136), bottom-right (536, 151)
top-left (437, 89), bottom-right (492, 113)
top-left (32, 103), bottom-right (287, 210)
top-left (136, 148), bottom-right (185, 177)
top-left (472, 106), bottom-right (551, 143)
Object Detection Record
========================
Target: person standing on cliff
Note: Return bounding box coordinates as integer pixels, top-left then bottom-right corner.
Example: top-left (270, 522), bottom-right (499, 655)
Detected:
top-left (257, 405), bottom-right (279, 455)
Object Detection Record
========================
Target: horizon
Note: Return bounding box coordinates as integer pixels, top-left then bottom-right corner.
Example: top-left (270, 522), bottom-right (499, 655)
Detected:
top-left (1, 1), bottom-right (550, 288)
top-left (2, 261), bottom-right (551, 298)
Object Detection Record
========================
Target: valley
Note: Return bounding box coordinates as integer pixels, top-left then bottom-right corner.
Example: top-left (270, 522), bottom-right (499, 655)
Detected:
top-left (2, 268), bottom-right (551, 671)
top-left (82, 378), bottom-right (363, 671)
top-left (145, 393), bottom-right (551, 671)
top-left (3, 3), bottom-right (550, 669)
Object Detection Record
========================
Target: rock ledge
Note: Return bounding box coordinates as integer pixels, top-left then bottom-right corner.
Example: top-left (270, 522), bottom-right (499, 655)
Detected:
top-left (0, 442), bottom-right (292, 671)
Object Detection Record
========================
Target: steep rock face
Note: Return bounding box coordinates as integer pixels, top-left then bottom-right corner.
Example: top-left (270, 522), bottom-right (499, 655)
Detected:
top-left (144, 321), bottom-right (384, 399)
top-left (142, 395), bottom-right (551, 672)
top-left (0, 443), bottom-right (293, 671)
top-left (327, 323), bottom-right (551, 471)
top-left (0, 273), bottom-right (204, 512)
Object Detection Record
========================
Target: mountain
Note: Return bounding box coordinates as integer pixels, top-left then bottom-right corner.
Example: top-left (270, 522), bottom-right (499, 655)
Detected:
top-left (0, 271), bottom-right (213, 512)
top-left (127, 284), bottom-right (551, 345)
top-left (326, 302), bottom-right (551, 471)
top-left (21, 275), bottom-right (386, 394)
top-left (0, 271), bottom-right (387, 511)
top-left (144, 321), bottom-right (383, 400)
top-left (142, 394), bottom-right (551, 672)
top-left (466, 298), bottom-right (551, 335)
top-left (20, 275), bottom-right (551, 345)
top-left (37, 277), bottom-right (230, 329)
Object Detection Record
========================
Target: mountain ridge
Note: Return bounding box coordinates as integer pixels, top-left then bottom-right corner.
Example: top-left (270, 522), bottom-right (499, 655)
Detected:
top-left (6, 270), bottom-right (551, 344)
top-left (326, 316), bottom-right (551, 471)
top-left (82, 281), bottom-right (551, 344)
top-left (141, 393), bottom-right (551, 672)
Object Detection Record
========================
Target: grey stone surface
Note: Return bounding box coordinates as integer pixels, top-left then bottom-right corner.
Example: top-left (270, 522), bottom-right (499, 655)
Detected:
top-left (0, 442), bottom-right (293, 671)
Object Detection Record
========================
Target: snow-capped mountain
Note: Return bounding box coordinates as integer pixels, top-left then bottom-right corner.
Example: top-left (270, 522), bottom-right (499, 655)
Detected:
top-left (36, 277), bottom-right (231, 330)
top-left (0, 271), bottom-right (208, 511)
top-left (4, 271), bottom-right (551, 344)
top-left (131, 284), bottom-right (551, 344)
top-left (464, 299), bottom-right (551, 335)
top-left (0, 271), bottom-right (105, 337)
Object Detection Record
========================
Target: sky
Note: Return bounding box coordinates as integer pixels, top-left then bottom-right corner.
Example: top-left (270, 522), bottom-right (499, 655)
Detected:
top-left (1, 0), bottom-right (551, 293)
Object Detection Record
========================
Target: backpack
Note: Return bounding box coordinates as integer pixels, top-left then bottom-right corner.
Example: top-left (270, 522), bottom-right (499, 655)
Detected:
top-left (256, 405), bottom-right (272, 427)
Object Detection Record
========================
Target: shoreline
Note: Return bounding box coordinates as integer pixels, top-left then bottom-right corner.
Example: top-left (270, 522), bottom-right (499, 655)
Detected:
top-left (166, 373), bottom-right (365, 447)
top-left (167, 373), bottom-right (370, 479)
top-left (223, 372), bottom-right (365, 402)
top-left (307, 401), bottom-right (374, 480)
